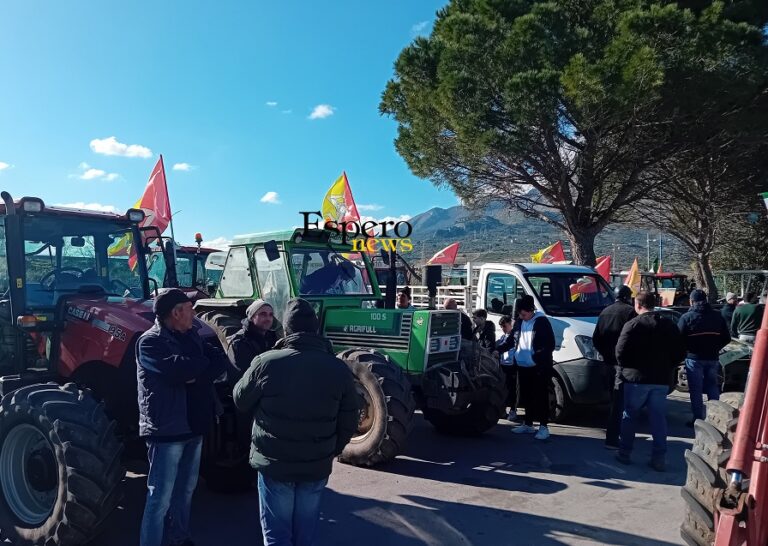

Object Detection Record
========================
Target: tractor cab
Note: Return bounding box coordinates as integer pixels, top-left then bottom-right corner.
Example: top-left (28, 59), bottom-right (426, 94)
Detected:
top-left (0, 193), bottom-right (158, 378)
top-left (146, 234), bottom-right (220, 298)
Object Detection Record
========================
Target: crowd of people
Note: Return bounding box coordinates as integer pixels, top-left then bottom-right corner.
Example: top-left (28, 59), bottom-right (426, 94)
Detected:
top-left (134, 284), bottom-right (759, 546)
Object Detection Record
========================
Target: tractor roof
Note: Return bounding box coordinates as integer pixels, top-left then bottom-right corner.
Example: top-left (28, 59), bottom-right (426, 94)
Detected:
top-left (232, 228), bottom-right (346, 247)
top-left (0, 198), bottom-right (132, 222)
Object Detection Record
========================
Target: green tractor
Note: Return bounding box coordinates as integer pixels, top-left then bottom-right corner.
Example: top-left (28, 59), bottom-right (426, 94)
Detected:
top-left (194, 228), bottom-right (507, 466)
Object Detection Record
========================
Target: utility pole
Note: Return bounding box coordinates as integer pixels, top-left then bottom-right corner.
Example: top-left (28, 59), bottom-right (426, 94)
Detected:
top-left (646, 233), bottom-right (651, 271)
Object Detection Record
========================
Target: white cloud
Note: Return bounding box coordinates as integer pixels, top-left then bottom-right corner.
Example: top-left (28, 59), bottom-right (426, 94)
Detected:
top-left (260, 191), bottom-right (281, 204)
top-left (73, 163), bottom-right (119, 181)
top-left (90, 136), bottom-right (153, 158)
top-left (411, 20), bottom-right (431, 35)
top-left (81, 168), bottom-right (106, 180)
top-left (357, 204), bottom-right (384, 212)
top-left (53, 202), bottom-right (118, 213)
top-left (173, 162), bottom-right (193, 171)
top-left (266, 101), bottom-right (278, 107)
top-left (308, 104), bottom-right (335, 120)
top-left (0, 161), bottom-right (11, 172)
top-left (204, 236), bottom-right (231, 250)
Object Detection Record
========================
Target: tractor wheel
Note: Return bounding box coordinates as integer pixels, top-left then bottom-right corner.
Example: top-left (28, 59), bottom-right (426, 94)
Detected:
top-left (680, 396), bottom-right (741, 546)
top-left (421, 350), bottom-right (507, 436)
top-left (337, 349), bottom-right (415, 466)
top-left (0, 383), bottom-right (124, 546)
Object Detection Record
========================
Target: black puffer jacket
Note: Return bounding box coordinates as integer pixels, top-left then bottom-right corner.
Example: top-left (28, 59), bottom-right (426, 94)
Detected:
top-left (233, 332), bottom-right (359, 482)
top-left (677, 302), bottom-right (731, 360)
top-left (616, 312), bottom-right (685, 385)
top-left (593, 301), bottom-right (636, 366)
top-left (226, 319), bottom-right (278, 382)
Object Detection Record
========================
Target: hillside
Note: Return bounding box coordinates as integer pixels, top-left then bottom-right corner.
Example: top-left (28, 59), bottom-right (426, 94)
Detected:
top-left (404, 203), bottom-right (689, 273)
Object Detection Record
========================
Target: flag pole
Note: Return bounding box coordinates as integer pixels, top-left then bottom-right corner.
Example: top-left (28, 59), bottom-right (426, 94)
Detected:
top-left (159, 154), bottom-right (177, 263)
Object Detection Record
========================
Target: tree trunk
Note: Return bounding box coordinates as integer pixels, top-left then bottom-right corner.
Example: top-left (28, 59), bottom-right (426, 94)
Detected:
top-left (694, 253), bottom-right (718, 302)
top-left (567, 230), bottom-right (597, 266)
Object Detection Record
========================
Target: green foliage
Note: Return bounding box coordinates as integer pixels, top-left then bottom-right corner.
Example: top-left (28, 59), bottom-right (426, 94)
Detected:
top-left (381, 0), bottom-right (768, 265)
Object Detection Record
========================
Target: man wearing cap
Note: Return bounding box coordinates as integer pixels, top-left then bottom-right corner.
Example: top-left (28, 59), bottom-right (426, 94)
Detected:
top-left (721, 292), bottom-right (738, 327)
top-left (226, 299), bottom-right (278, 382)
top-left (234, 298), bottom-right (359, 546)
top-left (137, 288), bottom-right (229, 546)
top-left (593, 285), bottom-right (637, 449)
top-left (678, 289), bottom-right (731, 425)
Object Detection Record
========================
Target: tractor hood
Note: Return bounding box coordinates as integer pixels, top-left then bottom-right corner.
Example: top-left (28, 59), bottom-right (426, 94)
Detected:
top-left (59, 295), bottom-right (216, 377)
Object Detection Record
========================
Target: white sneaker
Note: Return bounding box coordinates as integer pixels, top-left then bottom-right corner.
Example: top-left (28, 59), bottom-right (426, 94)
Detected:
top-left (511, 424), bottom-right (535, 434)
top-left (507, 410), bottom-right (518, 422)
top-left (534, 426), bottom-right (550, 440)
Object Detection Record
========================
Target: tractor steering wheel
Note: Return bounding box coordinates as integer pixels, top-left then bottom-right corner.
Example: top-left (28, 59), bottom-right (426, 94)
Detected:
top-left (40, 267), bottom-right (86, 289)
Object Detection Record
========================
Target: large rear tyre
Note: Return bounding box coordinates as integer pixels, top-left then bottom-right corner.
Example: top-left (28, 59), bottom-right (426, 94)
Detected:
top-left (421, 349), bottom-right (507, 436)
top-left (0, 383), bottom-right (124, 546)
top-left (337, 349), bottom-right (415, 466)
top-left (680, 394), bottom-right (742, 546)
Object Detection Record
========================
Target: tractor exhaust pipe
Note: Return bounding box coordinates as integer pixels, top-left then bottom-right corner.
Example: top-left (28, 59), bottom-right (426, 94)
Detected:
top-left (1, 191), bottom-right (15, 215)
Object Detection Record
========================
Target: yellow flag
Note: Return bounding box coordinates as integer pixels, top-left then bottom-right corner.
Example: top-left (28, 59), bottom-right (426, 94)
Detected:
top-left (321, 172), bottom-right (360, 225)
top-left (625, 258), bottom-right (641, 297)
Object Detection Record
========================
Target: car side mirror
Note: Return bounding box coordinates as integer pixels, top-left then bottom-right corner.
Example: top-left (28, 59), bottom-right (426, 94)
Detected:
top-left (264, 240), bottom-right (280, 262)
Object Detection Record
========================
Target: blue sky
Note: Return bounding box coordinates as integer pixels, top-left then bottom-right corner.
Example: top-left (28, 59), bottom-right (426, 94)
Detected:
top-left (0, 0), bottom-right (456, 248)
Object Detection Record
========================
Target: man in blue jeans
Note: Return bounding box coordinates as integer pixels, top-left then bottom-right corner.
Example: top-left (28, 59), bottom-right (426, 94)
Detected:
top-left (615, 291), bottom-right (685, 471)
top-left (234, 299), bottom-right (359, 546)
top-left (677, 289), bottom-right (731, 426)
top-left (137, 289), bottom-right (228, 546)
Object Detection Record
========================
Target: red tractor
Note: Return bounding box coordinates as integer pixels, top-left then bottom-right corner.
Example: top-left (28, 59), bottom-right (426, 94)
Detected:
top-left (145, 234), bottom-right (221, 299)
top-left (0, 193), bottom-right (233, 545)
top-left (681, 303), bottom-right (768, 545)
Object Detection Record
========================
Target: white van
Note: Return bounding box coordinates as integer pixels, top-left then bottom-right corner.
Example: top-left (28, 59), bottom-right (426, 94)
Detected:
top-left (474, 263), bottom-right (614, 420)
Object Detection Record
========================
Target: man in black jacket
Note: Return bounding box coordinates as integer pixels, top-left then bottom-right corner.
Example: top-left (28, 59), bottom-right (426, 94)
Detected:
top-left (615, 291), bottom-right (685, 471)
top-left (593, 286), bottom-right (636, 449)
top-left (137, 289), bottom-right (228, 546)
top-left (678, 289), bottom-right (731, 425)
top-left (234, 298), bottom-right (359, 546)
top-left (226, 299), bottom-right (278, 382)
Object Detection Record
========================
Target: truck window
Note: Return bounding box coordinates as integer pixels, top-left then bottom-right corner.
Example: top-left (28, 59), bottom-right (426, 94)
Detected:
top-left (0, 224), bottom-right (7, 294)
top-left (525, 273), bottom-right (614, 317)
top-left (253, 248), bottom-right (291, 320)
top-left (485, 272), bottom-right (521, 314)
top-left (219, 247), bottom-right (253, 297)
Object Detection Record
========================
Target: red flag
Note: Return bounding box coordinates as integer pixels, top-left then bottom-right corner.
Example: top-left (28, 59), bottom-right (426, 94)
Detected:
top-left (136, 156), bottom-right (171, 234)
top-left (531, 241), bottom-right (566, 264)
top-left (427, 242), bottom-right (460, 265)
top-left (595, 255), bottom-right (611, 282)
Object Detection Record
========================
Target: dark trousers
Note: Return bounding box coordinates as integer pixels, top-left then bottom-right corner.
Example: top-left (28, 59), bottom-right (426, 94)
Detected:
top-left (517, 365), bottom-right (549, 427)
top-left (501, 364), bottom-right (518, 409)
top-left (606, 366), bottom-right (623, 445)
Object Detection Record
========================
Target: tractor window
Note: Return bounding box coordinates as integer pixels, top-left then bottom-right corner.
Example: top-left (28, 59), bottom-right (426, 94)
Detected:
top-left (175, 256), bottom-right (193, 288)
top-left (253, 249), bottom-right (291, 320)
top-left (289, 248), bottom-right (373, 296)
top-left (484, 273), bottom-right (523, 315)
top-left (146, 252), bottom-right (167, 287)
top-left (219, 247), bottom-right (253, 298)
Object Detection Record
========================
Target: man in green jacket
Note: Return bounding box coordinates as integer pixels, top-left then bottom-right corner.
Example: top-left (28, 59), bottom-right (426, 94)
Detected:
top-left (731, 292), bottom-right (764, 343)
top-left (234, 298), bottom-right (359, 546)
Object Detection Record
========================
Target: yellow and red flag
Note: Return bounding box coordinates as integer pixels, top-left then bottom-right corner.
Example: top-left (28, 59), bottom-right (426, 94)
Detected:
top-left (624, 257), bottom-right (641, 297)
top-left (595, 255), bottom-right (611, 282)
top-left (109, 156), bottom-right (171, 268)
top-left (322, 171), bottom-right (360, 227)
top-left (530, 241), bottom-right (566, 264)
top-left (427, 242), bottom-right (460, 265)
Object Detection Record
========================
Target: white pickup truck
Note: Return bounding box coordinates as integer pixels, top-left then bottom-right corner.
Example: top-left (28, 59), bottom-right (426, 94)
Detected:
top-left (472, 263), bottom-right (614, 420)
top-left (398, 262), bottom-right (614, 420)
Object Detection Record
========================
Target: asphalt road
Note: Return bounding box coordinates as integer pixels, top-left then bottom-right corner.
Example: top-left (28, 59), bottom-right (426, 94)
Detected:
top-left (96, 393), bottom-right (694, 546)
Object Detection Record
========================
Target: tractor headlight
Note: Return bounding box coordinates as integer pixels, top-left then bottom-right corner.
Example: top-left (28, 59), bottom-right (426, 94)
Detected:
top-left (575, 335), bottom-right (602, 361)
